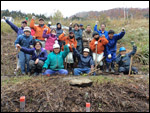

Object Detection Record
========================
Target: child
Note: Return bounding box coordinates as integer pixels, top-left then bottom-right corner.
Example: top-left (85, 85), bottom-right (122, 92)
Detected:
top-left (116, 45), bottom-right (138, 75)
top-left (105, 28), bottom-right (125, 73)
top-left (43, 28), bottom-right (58, 54)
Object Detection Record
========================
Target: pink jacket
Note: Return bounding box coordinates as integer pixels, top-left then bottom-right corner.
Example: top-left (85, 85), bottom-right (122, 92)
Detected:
top-left (43, 29), bottom-right (57, 51)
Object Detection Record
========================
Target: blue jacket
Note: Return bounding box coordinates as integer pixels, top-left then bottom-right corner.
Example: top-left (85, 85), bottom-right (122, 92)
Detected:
top-left (69, 27), bottom-right (83, 46)
top-left (94, 25), bottom-right (108, 37)
top-left (14, 34), bottom-right (34, 48)
top-left (6, 19), bottom-right (24, 37)
top-left (106, 31), bottom-right (125, 54)
top-left (20, 47), bottom-right (48, 61)
top-left (116, 46), bottom-right (137, 67)
top-left (73, 48), bottom-right (94, 68)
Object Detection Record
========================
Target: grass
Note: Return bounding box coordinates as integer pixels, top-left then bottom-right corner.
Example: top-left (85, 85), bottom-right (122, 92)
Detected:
top-left (1, 18), bottom-right (149, 73)
top-left (1, 75), bottom-right (33, 86)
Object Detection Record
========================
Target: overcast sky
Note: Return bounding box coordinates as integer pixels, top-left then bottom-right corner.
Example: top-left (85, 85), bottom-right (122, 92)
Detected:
top-left (1, 1), bottom-right (149, 17)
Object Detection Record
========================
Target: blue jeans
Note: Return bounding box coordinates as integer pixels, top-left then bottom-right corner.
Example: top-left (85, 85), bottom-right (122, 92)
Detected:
top-left (43, 69), bottom-right (68, 75)
top-left (19, 51), bottom-right (30, 74)
top-left (74, 68), bottom-right (91, 76)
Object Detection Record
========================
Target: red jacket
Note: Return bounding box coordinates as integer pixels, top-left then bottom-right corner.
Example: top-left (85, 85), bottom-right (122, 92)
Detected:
top-left (90, 36), bottom-right (109, 54)
top-left (59, 33), bottom-right (77, 52)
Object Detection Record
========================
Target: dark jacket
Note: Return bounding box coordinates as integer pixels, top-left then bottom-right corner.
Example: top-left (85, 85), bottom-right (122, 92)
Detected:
top-left (56, 23), bottom-right (63, 38)
top-left (116, 46), bottom-right (137, 67)
top-left (73, 48), bottom-right (94, 68)
top-left (69, 27), bottom-right (83, 46)
top-left (20, 47), bottom-right (48, 61)
top-left (6, 19), bottom-right (24, 37)
top-left (106, 31), bottom-right (125, 54)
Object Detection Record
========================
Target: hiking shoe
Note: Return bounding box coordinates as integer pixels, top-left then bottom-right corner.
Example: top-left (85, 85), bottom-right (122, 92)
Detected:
top-left (111, 68), bottom-right (115, 73)
top-left (106, 69), bottom-right (109, 73)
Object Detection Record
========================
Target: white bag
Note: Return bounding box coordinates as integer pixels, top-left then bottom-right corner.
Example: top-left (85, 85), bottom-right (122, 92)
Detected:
top-left (65, 52), bottom-right (74, 63)
top-left (92, 52), bottom-right (104, 66)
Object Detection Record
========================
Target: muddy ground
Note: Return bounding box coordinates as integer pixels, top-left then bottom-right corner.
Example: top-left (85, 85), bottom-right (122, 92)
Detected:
top-left (1, 75), bottom-right (149, 112)
top-left (1, 33), bottom-right (149, 112)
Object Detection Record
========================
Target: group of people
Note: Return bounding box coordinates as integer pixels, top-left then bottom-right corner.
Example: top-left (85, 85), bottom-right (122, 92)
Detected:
top-left (3, 16), bottom-right (138, 76)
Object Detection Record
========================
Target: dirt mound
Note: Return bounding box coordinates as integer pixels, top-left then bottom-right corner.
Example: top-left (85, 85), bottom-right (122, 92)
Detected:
top-left (1, 76), bottom-right (149, 112)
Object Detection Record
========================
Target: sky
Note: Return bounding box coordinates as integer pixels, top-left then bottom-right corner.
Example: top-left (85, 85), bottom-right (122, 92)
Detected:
top-left (1, 1), bottom-right (149, 17)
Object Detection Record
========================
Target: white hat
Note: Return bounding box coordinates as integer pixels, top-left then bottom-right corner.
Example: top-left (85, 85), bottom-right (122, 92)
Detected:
top-left (23, 27), bottom-right (31, 32)
top-left (53, 43), bottom-right (60, 49)
top-left (48, 21), bottom-right (52, 24)
top-left (83, 48), bottom-right (90, 53)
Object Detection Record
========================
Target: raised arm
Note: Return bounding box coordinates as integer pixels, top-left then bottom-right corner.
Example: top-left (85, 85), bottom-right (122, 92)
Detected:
top-left (59, 33), bottom-right (66, 41)
top-left (30, 19), bottom-right (37, 31)
top-left (94, 25), bottom-right (98, 32)
top-left (115, 30), bottom-right (126, 41)
top-left (42, 29), bottom-right (49, 38)
top-left (72, 47), bottom-right (81, 58)
top-left (5, 19), bottom-right (19, 33)
top-left (128, 45), bottom-right (137, 57)
top-left (62, 45), bottom-right (70, 58)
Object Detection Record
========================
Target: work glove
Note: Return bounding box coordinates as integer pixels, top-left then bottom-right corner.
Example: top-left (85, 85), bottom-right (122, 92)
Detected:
top-left (95, 41), bottom-right (98, 45)
top-left (67, 44), bottom-right (70, 47)
top-left (69, 22), bottom-right (73, 27)
top-left (108, 54), bottom-right (112, 59)
top-left (95, 21), bottom-right (99, 25)
top-left (32, 16), bottom-right (36, 20)
top-left (122, 27), bottom-right (125, 32)
top-left (121, 54), bottom-right (125, 57)
top-left (42, 68), bottom-right (46, 73)
top-left (55, 40), bottom-right (58, 44)
top-left (63, 31), bottom-right (66, 35)
top-left (62, 41), bottom-right (66, 45)
top-left (44, 28), bottom-right (48, 31)
top-left (3, 16), bottom-right (6, 20)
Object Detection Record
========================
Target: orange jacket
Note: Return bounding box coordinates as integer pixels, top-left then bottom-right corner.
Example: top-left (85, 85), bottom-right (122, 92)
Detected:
top-left (30, 19), bottom-right (51, 41)
top-left (59, 33), bottom-right (77, 52)
top-left (90, 36), bottom-right (109, 54)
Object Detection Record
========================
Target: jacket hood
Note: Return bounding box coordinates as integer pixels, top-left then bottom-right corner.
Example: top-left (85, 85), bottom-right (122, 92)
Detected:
top-left (56, 23), bottom-right (62, 29)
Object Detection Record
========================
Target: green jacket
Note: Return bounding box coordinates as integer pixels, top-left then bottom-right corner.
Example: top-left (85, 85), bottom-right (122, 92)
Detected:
top-left (43, 45), bottom-right (69, 70)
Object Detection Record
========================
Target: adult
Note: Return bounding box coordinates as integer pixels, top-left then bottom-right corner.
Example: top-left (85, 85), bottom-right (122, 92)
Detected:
top-left (56, 23), bottom-right (63, 48)
top-left (105, 28), bottom-right (125, 73)
top-left (82, 25), bottom-right (93, 48)
top-left (79, 24), bottom-right (85, 31)
top-left (30, 16), bottom-right (51, 48)
top-left (42, 43), bottom-right (70, 75)
top-left (69, 23), bottom-right (83, 54)
top-left (73, 47), bottom-right (94, 76)
top-left (16, 41), bottom-right (47, 75)
top-left (15, 27), bottom-right (34, 75)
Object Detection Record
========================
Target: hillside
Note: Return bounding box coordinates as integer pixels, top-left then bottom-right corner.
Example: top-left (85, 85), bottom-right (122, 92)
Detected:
top-left (69, 8), bottom-right (149, 20)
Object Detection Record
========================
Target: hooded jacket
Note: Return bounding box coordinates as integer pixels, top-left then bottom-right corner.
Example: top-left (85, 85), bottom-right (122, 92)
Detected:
top-left (90, 35), bottom-right (109, 54)
top-left (43, 29), bottom-right (58, 51)
top-left (59, 33), bottom-right (77, 52)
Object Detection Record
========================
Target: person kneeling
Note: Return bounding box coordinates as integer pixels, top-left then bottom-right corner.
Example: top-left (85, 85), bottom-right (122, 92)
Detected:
top-left (42, 42), bottom-right (70, 76)
top-left (16, 41), bottom-right (47, 76)
top-left (116, 45), bottom-right (138, 75)
top-left (72, 45), bottom-right (94, 76)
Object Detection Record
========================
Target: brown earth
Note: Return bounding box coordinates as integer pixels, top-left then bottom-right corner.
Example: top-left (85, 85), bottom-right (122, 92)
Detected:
top-left (1, 75), bottom-right (149, 112)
